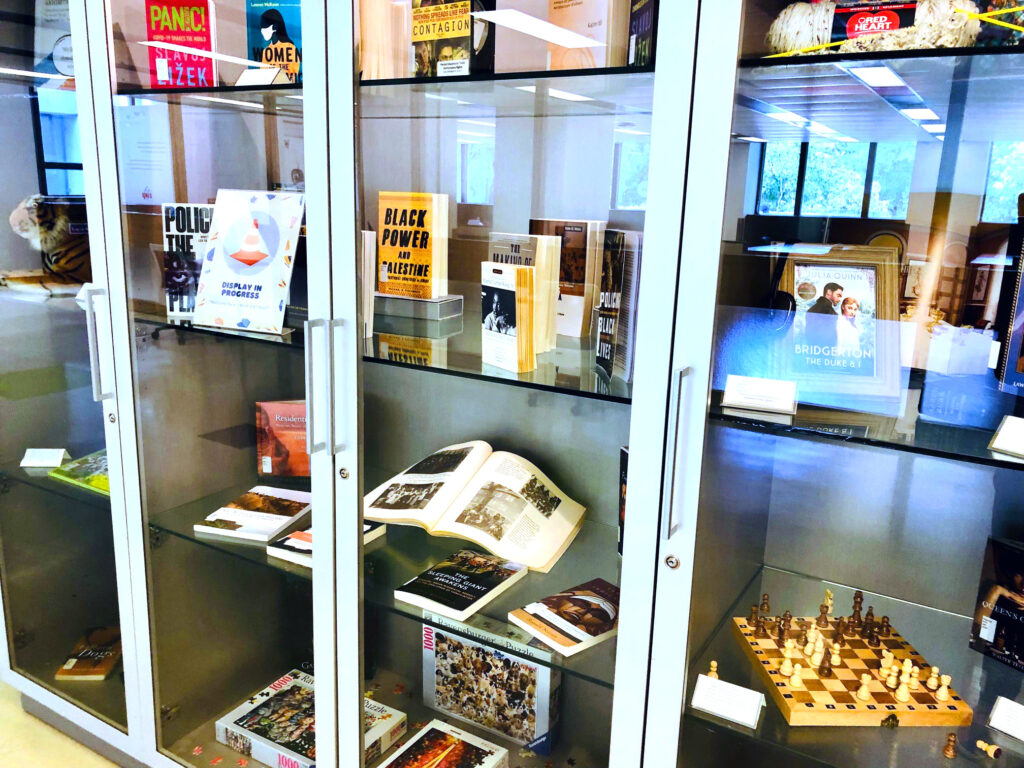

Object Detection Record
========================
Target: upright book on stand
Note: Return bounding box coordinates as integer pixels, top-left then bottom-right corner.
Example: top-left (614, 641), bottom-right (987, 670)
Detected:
top-left (596, 230), bottom-right (640, 376)
top-left (161, 203), bottom-right (213, 318)
top-left (489, 232), bottom-right (559, 353)
top-left (412, 0), bottom-right (496, 77)
top-left (548, 0), bottom-right (630, 69)
top-left (529, 218), bottom-right (606, 337)
top-left (246, 0), bottom-right (302, 83)
top-left (256, 400), bottom-right (309, 477)
top-left (144, 0), bottom-right (216, 88)
top-left (378, 192), bottom-right (449, 300)
top-left (481, 262), bottom-right (535, 373)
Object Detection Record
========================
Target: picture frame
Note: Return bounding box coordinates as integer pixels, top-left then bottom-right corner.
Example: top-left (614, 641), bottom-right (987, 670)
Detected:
top-left (968, 264), bottom-right (992, 305)
top-left (779, 244), bottom-right (901, 401)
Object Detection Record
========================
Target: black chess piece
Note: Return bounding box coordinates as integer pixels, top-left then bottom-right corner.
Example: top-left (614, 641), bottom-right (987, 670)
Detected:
top-left (879, 616), bottom-right (891, 638)
top-left (749, 604), bottom-right (759, 625)
top-left (798, 623), bottom-right (809, 647)
top-left (850, 603), bottom-right (863, 630)
top-left (760, 593), bottom-right (771, 614)
top-left (861, 615), bottom-right (875, 639)
top-left (782, 610), bottom-right (792, 628)
top-left (818, 653), bottom-right (833, 678)
top-left (777, 616), bottom-right (786, 643)
top-left (816, 603), bottom-right (830, 628)
top-left (835, 617), bottom-right (848, 646)
top-left (943, 733), bottom-right (957, 759)
top-left (755, 616), bottom-right (768, 638)
top-left (865, 605), bottom-right (875, 625)
top-left (867, 624), bottom-right (881, 648)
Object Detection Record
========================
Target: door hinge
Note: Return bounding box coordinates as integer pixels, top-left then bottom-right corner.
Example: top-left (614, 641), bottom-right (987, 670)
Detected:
top-left (12, 628), bottom-right (32, 650)
top-left (160, 704), bottom-right (180, 722)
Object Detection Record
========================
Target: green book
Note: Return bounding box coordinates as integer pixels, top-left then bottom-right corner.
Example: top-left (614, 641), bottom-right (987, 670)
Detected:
top-left (48, 450), bottom-right (110, 497)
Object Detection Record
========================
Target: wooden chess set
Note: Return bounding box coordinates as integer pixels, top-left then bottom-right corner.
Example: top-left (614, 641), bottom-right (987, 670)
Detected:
top-left (731, 591), bottom-right (974, 727)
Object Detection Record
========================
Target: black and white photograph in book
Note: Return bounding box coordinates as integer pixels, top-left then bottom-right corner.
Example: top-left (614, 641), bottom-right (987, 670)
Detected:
top-left (406, 446), bottom-right (473, 476)
top-left (521, 475), bottom-right (561, 518)
top-left (371, 482), bottom-right (445, 510)
top-left (456, 482), bottom-right (528, 541)
top-left (482, 285), bottom-right (516, 336)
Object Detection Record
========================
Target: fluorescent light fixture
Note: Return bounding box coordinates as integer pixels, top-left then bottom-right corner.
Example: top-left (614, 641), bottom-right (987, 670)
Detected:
top-left (0, 66), bottom-right (68, 81)
top-left (424, 93), bottom-right (455, 101)
top-left (615, 127), bottom-right (650, 136)
top-left (922, 123), bottom-right (946, 133)
top-left (765, 110), bottom-right (807, 126)
top-left (458, 130), bottom-right (493, 138)
top-left (515, 84), bottom-right (593, 102)
top-left (459, 119), bottom-right (495, 127)
top-left (749, 244), bottom-right (832, 254)
top-left (736, 136), bottom-right (767, 142)
top-left (139, 41), bottom-right (269, 69)
top-left (900, 107), bottom-right (939, 121)
top-left (192, 95), bottom-right (264, 109)
top-left (472, 9), bottom-right (605, 49)
top-left (847, 65), bottom-right (906, 88)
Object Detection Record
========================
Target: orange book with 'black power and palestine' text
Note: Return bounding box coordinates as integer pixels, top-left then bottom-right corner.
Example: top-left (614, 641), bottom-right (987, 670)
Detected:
top-left (377, 192), bottom-right (448, 299)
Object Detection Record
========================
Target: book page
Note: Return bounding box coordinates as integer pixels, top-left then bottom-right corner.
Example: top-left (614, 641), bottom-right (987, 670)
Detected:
top-left (364, 441), bottom-right (492, 528)
top-left (435, 452), bottom-right (585, 571)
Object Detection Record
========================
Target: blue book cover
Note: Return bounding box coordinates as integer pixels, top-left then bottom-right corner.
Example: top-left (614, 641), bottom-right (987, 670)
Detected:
top-left (247, 0), bottom-right (302, 84)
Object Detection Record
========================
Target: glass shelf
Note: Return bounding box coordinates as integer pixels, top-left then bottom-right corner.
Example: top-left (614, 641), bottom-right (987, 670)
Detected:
top-left (134, 313), bottom-right (303, 349)
top-left (118, 82), bottom-right (302, 99)
top-left (14, 659), bottom-right (127, 733)
top-left (686, 566), bottom-right (1024, 768)
top-left (361, 63), bottom-right (654, 88)
top-left (0, 459), bottom-right (110, 511)
top-left (740, 44), bottom-right (1024, 69)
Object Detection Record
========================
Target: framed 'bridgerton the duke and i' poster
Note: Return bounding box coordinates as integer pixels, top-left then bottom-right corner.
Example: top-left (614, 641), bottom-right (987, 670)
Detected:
top-left (779, 245), bottom-right (901, 403)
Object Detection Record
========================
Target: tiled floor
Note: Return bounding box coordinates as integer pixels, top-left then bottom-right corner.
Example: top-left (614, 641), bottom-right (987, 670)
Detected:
top-left (0, 681), bottom-right (116, 767)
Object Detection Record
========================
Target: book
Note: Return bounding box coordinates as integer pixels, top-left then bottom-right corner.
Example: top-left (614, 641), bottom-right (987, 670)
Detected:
top-left (618, 446), bottom-right (628, 556)
top-left (628, 0), bottom-right (655, 67)
top-left (377, 718), bottom-right (509, 768)
top-left (215, 669), bottom-right (315, 768)
top-left (508, 578), bottom-right (620, 656)
top-left (144, 0), bottom-right (217, 89)
top-left (48, 450), bottom-right (110, 497)
top-left (481, 262), bottom-right (535, 374)
top-left (162, 203), bottom-right (213, 318)
top-left (612, 231), bottom-right (642, 382)
top-left (267, 521), bottom-right (385, 568)
top-left (596, 229), bottom-right (630, 376)
top-left (395, 550), bottom-right (527, 621)
top-left (488, 232), bottom-right (559, 353)
top-left (257, 400), bottom-right (309, 477)
top-left (362, 230), bottom-right (377, 338)
top-left (411, 0), bottom-right (496, 78)
top-left (247, 0), bottom-right (302, 84)
top-left (970, 537), bottom-right (1024, 673)
top-left (193, 486), bottom-right (311, 543)
top-left (55, 627), bottom-right (121, 681)
top-left (365, 697), bottom-right (407, 763)
top-left (378, 192), bottom-right (449, 299)
top-left (423, 622), bottom-right (560, 753)
top-left (548, 0), bottom-right (629, 70)
top-left (364, 441), bottom-right (585, 572)
top-left (529, 218), bottom-right (606, 337)
top-left (193, 190), bottom-right (305, 335)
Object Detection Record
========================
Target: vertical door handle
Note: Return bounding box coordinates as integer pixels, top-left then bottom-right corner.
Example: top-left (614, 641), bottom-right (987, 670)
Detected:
top-left (330, 318), bottom-right (346, 454)
top-left (665, 366), bottom-right (693, 540)
top-left (304, 319), bottom-right (326, 454)
top-left (84, 287), bottom-right (110, 402)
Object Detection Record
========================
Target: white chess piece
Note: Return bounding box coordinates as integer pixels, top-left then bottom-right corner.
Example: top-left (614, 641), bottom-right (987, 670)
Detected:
top-left (880, 650), bottom-right (894, 673)
top-left (779, 656), bottom-right (794, 678)
top-left (926, 666), bottom-right (940, 691)
top-left (789, 664), bottom-right (803, 688)
top-left (936, 674), bottom-right (951, 702)
top-left (811, 637), bottom-right (825, 667)
top-left (909, 667), bottom-right (920, 691)
top-left (895, 680), bottom-right (910, 703)
top-left (856, 673), bottom-right (872, 702)
top-left (830, 644), bottom-right (841, 667)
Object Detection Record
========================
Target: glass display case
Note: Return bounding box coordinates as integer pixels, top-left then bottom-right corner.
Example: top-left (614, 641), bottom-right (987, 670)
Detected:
top-left (646, 3), bottom-right (1024, 768)
top-left (0, 0), bottom-right (134, 747)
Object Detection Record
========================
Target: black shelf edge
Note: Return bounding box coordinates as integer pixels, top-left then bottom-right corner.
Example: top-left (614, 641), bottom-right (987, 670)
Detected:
top-left (739, 43), bottom-right (1024, 69)
top-left (360, 64), bottom-right (655, 88)
top-left (116, 82), bottom-right (302, 98)
top-left (361, 353), bottom-right (632, 405)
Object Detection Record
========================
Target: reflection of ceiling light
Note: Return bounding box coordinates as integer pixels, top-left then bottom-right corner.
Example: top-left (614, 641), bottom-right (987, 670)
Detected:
top-left (458, 130), bottom-right (493, 138)
top-left (749, 244), bottom-right (832, 254)
top-left (459, 119), bottom-right (494, 127)
top-left (192, 95), bottom-right (263, 109)
top-left (847, 65), bottom-right (906, 88)
top-left (425, 93), bottom-right (454, 101)
top-left (900, 107), bottom-right (939, 121)
top-left (284, 95), bottom-right (304, 101)
top-left (835, 136), bottom-right (858, 142)
top-left (515, 85), bottom-right (593, 102)
top-left (0, 66), bottom-right (68, 80)
top-left (615, 127), bottom-right (649, 135)
top-left (807, 121), bottom-right (837, 135)
top-left (922, 123), bottom-right (946, 133)
top-left (472, 9), bottom-right (605, 49)
top-left (766, 111), bottom-right (807, 126)
top-left (139, 41), bottom-right (268, 69)
top-left (736, 136), bottom-right (767, 142)
top-left (457, 100), bottom-right (471, 105)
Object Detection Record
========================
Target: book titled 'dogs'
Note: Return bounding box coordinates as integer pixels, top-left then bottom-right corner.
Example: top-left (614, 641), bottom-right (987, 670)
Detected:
top-left (509, 578), bottom-right (620, 656)
top-left (378, 192), bottom-right (448, 299)
top-left (377, 718), bottom-right (508, 768)
top-left (55, 627), bottom-right (122, 681)
top-left (216, 669), bottom-right (315, 768)
top-left (194, 486), bottom-right (311, 543)
top-left (395, 550), bottom-right (527, 622)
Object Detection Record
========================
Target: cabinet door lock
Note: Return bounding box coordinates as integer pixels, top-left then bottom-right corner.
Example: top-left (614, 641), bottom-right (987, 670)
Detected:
top-left (665, 555), bottom-right (680, 570)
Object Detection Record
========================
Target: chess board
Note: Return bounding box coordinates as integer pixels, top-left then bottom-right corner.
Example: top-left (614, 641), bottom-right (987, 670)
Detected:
top-left (732, 616), bottom-right (974, 727)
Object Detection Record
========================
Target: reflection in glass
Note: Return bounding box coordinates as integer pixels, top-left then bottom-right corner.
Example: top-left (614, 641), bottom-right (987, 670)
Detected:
top-left (757, 142), bottom-right (799, 216)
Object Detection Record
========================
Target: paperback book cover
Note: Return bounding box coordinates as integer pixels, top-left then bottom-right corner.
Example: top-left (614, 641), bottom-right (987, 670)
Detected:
top-left (970, 537), bottom-right (1024, 672)
top-left (55, 627), bottom-right (122, 681)
top-left (267, 522), bottom-right (385, 568)
top-left (394, 549), bottom-right (527, 622)
top-left (378, 192), bottom-right (449, 299)
top-left (377, 719), bottom-right (509, 768)
top-left (613, 231), bottom-right (641, 382)
top-left (364, 697), bottom-right (407, 763)
top-left (257, 400), bottom-right (309, 477)
top-left (529, 218), bottom-right (605, 337)
top-left (618, 446), bottom-right (628, 556)
top-left (162, 203), bottom-right (213, 317)
top-left (193, 190), bottom-right (305, 335)
top-left (216, 669), bottom-right (315, 768)
top-left (489, 232), bottom-right (559, 353)
top-left (508, 578), bottom-right (620, 656)
top-left (628, 0), bottom-right (655, 66)
top-left (481, 262), bottom-right (535, 373)
top-left (596, 230), bottom-right (628, 376)
top-left (144, 0), bottom-right (216, 89)
top-left (423, 623), bottom-right (560, 754)
top-left (412, 0), bottom-right (495, 77)
top-left (548, 0), bottom-right (629, 69)
top-left (194, 486), bottom-right (311, 543)
top-left (48, 450), bottom-right (110, 497)
top-left (247, 0), bottom-right (302, 83)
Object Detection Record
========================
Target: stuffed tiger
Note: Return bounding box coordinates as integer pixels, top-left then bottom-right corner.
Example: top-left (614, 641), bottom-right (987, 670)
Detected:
top-left (7, 194), bottom-right (91, 284)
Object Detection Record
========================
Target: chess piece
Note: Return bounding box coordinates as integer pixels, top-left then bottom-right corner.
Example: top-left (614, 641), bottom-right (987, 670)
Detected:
top-left (850, 599), bottom-right (863, 630)
top-left (880, 650), bottom-right (894, 672)
top-left (777, 616), bottom-right (787, 643)
top-left (902, 658), bottom-right (913, 676)
top-left (910, 667), bottom-right (921, 691)
top-left (789, 664), bottom-right (803, 688)
top-left (886, 668), bottom-right (899, 690)
top-left (755, 616), bottom-right (768, 638)
top-left (867, 624), bottom-right (881, 647)
top-left (811, 637), bottom-right (825, 667)
top-left (749, 604), bottom-right (759, 625)
top-left (708, 661), bottom-right (719, 679)
top-left (927, 666), bottom-right (941, 691)
top-left (785, 638), bottom-right (798, 659)
top-left (817, 603), bottom-right (830, 628)
top-left (830, 644), bottom-right (842, 667)
top-left (977, 740), bottom-right (1002, 759)
top-left (779, 655), bottom-right (794, 678)
top-left (936, 674), bottom-right (951, 702)
top-left (760, 593), bottom-right (770, 614)
top-left (804, 635), bottom-right (815, 657)
top-left (879, 616), bottom-right (891, 637)
top-left (895, 679), bottom-right (910, 703)
top-left (865, 605), bottom-right (875, 625)
top-left (782, 610), bottom-right (793, 627)
top-left (825, 588), bottom-right (834, 616)
top-left (943, 733), bottom-right (957, 759)
top-left (835, 618), bottom-right (848, 646)
top-left (818, 652), bottom-right (833, 678)
top-left (856, 673), bottom-right (872, 701)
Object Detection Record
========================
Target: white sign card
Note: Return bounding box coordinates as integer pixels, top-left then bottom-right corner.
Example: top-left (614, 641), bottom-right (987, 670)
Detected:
top-left (21, 448), bottom-right (70, 468)
top-left (989, 696), bottom-right (1024, 743)
top-left (989, 416), bottom-right (1024, 462)
top-left (690, 674), bottom-right (765, 730)
top-left (722, 374), bottom-right (798, 415)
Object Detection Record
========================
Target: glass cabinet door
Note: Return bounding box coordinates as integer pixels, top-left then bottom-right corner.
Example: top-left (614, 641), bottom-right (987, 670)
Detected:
top-left (340, 1), bottom-right (689, 765)
top-left (83, 0), bottom-right (337, 764)
top-left (649, 3), bottom-right (1024, 767)
top-left (0, 1), bottom-right (128, 734)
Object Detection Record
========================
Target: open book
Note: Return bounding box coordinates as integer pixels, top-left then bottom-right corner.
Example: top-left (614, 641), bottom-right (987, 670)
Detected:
top-left (364, 441), bottom-right (584, 572)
